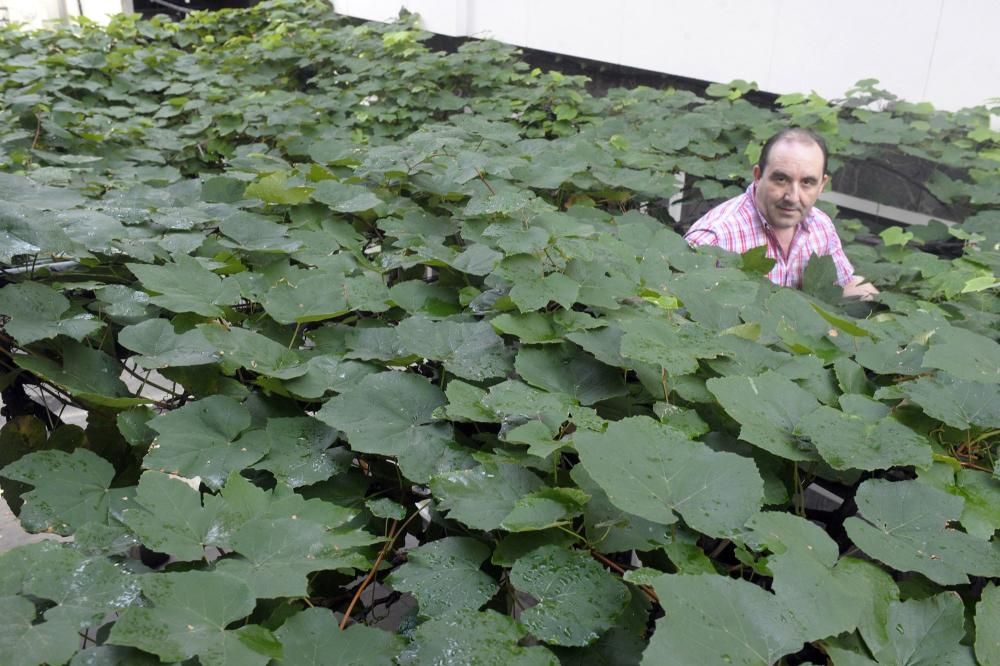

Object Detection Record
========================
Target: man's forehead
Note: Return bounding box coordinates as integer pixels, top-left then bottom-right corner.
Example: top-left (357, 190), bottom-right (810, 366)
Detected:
top-left (764, 138), bottom-right (824, 173)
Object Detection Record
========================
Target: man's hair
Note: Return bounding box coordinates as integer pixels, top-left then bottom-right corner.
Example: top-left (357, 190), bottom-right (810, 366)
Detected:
top-left (757, 127), bottom-right (829, 176)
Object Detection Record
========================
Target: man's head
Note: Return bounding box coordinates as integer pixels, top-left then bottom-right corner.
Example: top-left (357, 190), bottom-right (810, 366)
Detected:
top-left (752, 128), bottom-right (829, 230)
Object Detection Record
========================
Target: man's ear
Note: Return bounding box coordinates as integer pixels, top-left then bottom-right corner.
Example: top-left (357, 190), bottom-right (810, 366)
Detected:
top-left (819, 173), bottom-right (830, 192)
top-left (752, 164), bottom-right (762, 182)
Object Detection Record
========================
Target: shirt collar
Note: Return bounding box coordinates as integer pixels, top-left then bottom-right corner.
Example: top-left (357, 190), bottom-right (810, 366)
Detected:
top-left (746, 182), bottom-right (813, 233)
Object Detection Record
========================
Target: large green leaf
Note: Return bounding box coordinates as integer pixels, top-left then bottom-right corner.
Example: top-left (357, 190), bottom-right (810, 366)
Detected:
top-left (118, 471), bottom-right (219, 561)
top-left (247, 417), bottom-right (345, 488)
top-left (0, 282), bottom-right (102, 344)
top-left (275, 608), bottom-right (403, 665)
top-left (315, 371), bottom-right (453, 482)
top-left (430, 462), bottom-right (545, 531)
top-left (643, 573), bottom-right (803, 665)
top-left (0, 540), bottom-right (139, 626)
top-left (845, 479), bottom-right (1000, 585)
top-left (199, 324), bottom-right (309, 379)
top-left (262, 271), bottom-right (390, 325)
top-left (0, 595), bottom-right (79, 666)
top-left (575, 416), bottom-right (764, 537)
top-left (871, 594), bottom-right (976, 666)
top-left (620, 316), bottom-right (728, 376)
top-left (310, 179), bottom-right (383, 212)
top-left (128, 255), bottom-right (241, 318)
top-left (706, 371), bottom-right (821, 461)
top-left (918, 464), bottom-right (1000, 540)
top-left (745, 512), bottom-right (862, 640)
top-left (14, 342), bottom-right (149, 408)
top-left (386, 537), bottom-right (497, 617)
top-left (108, 570), bottom-right (270, 666)
top-left (398, 610), bottom-right (558, 665)
top-left (0, 449), bottom-right (115, 535)
top-left (883, 374), bottom-right (1000, 430)
top-left (215, 516), bottom-right (371, 598)
top-left (396, 314), bottom-right (512, 381)
top-left (119, 317), bottom-right (219, 368)
top-left (570, 466), bottom-right (671, 554)
top-left (976, 584), bottom-right (1000, 666)
top-left (922, 326), bottom-right (1000, 384)
top-left (796, 404), bottom-right (932, 471)
top-left (514, 343), bottom-right (626, 405)
top-left (510, 545), bottom-right (629, 647)
top-left (145, 395), bottom-right (262, 490)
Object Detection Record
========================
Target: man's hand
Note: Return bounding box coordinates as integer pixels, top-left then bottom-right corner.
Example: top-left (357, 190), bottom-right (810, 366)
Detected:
top-left (842, 275), bottom-right (879, 301)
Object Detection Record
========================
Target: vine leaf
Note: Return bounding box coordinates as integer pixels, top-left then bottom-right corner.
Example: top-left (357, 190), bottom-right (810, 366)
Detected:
top-left (871, 593), bottom-right (976, 665)
top-left (199, 324), bottom-right (309, 379)
top-left (117, 471), bottom-right (219, 561)
top-left (275, 608), bottom-right (403, 665)
top-left (0, 540), bottom-right (139, 627)
top-left (570, 466), bottom-right (671, 554)
top-left (620, 317), bottom-right (728, 376)
top-left (0, 595), bottom-right (80, 666)
top-left (510, 545), bottom-right (630, 647)
top-left (976, 584), bottom-right (1000, 666)
top-left (501, 487), bottom-right (589, 532)
top-left (0, 449), bottom-right (115, 535)
top-left (118, 318), bottom-right (219, 369)
top-left (514, 343), bottom-right (626, 405)
top-left (918, 464), bottom-right (1000, 540)
top-left (795, 404), bottom-right (932, 471)
top-left (214, 516), bottom-right (372, 598)
top-left (845, 479), bottom-right (1000, 585)
top-left (14, 342), bottom-right (149, 408)
top-left (831, 557), bottom-right (900, 660)
top-left (706, 371), bottom-right (821, 461)
top-left (396, 315), bottom-right (513, 381)
top-left (108, 570), bottom-right (272, 666)
top-left (880, 375), bottom-right (1000, 430)
top-left (247, 417), bottom-right (346, 488)
top-left (145, 395), bottom-right (262, 490)
top-left (922, 326), bottom-right (1000, 384)
top-left (262, 271), bottom-right (390, 325)
top-left (643, 573), bottom-right (803, 666)
top-left (127, 255), bottom-right (241, 318)
top-left (745, 512), bottom-right (862, 640)
top-left (430, 463), bottom-right (545, 531)
top-left (398, 610), bottom-right (558, 666)
top-left (310, 179), bottom-right (383, 212)
top-left (315, 371), bottom-right (453, 483)
top-left (0, 282), bottom-right (102, 344)
top-left (386, 537), bottom-right (498, 617)
top-left (574, 416), bottom-right (764, 537)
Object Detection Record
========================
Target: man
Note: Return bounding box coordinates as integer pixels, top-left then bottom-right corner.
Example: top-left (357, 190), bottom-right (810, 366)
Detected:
top-left (685, 128), bottom-right (878, 299)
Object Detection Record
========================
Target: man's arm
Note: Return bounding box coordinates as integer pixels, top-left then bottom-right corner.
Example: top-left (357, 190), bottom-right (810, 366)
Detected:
top-left (683, 228), bottom-right (719, 247)
top-left (824, 227), bottom-right (878, 300)
top-left (842, 274), bottom-right (879, 300)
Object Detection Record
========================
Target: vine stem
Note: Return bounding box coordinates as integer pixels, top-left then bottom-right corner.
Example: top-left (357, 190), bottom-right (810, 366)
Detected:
top-left (338, 509), bottom-right (422, 630)
top-left (475, 168), bottom-right (495, 196)
top-left (31, 112), bottom-right (42, 150)
top-left (589, 549), bottom-right (659, 604)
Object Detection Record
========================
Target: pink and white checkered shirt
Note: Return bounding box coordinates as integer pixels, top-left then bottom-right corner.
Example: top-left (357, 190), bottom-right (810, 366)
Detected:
top-left (684, 184), bottom-right (854, 288)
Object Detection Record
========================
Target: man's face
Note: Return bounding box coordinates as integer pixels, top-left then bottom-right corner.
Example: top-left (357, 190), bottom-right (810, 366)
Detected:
top-left (752, 139), bottom-right (829, 230)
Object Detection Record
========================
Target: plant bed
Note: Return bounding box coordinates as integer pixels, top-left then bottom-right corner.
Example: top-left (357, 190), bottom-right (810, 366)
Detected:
top-left (0, 1), bottom-right (998, 664)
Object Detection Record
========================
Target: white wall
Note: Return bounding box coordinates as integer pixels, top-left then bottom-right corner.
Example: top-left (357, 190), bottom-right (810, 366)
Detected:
top-left (4, 0), bottom-right (125, 28)
top-left (332, 0), bottom-right (999, 112)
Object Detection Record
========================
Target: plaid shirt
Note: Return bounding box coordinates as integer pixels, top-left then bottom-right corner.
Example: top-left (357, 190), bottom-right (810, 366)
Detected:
top-left (684, 184), bottom-right (854, 288)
